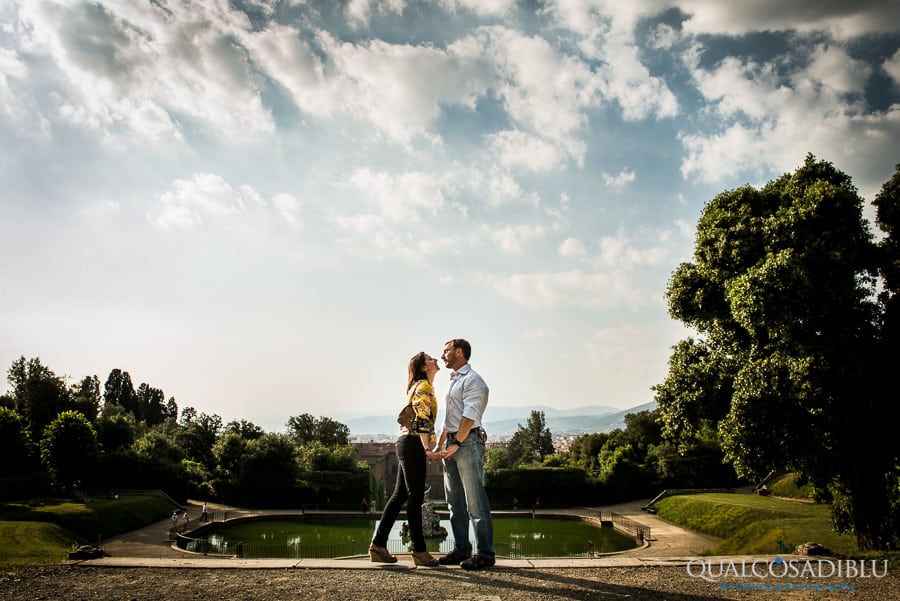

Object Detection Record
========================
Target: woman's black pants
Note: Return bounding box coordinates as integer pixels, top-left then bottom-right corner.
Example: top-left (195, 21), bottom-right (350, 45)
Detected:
top-left (372, 435), bottom-right (427, 552)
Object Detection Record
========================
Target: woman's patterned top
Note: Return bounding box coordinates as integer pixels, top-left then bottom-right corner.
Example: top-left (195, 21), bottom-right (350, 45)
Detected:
top-left (406, 379), bottom-right (437, 436)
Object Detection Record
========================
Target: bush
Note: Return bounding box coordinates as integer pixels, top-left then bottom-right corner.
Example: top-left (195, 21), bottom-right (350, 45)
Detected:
top-left (486, 467), bottom-right (607, 506)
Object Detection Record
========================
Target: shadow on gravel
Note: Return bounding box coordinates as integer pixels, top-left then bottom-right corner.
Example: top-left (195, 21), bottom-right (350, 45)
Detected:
top-left (405, 567), bottom-right (733, 601)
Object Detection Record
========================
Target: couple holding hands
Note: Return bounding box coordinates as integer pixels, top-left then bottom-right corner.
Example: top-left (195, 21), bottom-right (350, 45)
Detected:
top-left (368, 338), bottom-right (495, 570)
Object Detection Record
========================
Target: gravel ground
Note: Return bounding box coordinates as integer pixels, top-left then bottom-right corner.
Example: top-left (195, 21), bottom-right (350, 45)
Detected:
top-left (2, 563), bottom-right (898, 600)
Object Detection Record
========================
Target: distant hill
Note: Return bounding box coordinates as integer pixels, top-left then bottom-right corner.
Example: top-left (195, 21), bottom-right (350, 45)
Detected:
top-left (484, 401), bottom-right (656, 435)
top-left (342, 402), bottom-right (656, 437)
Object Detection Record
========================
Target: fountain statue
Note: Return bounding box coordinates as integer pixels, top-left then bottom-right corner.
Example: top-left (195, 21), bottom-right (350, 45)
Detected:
top-left (400, 486), bottom-right (447, 540)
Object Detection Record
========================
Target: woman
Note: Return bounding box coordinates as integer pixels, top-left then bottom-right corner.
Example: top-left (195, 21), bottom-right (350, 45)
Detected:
top-left (369, 351), bottom-right (441, 566)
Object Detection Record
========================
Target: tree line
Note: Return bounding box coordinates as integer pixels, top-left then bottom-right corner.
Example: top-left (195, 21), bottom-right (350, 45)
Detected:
top-left (482, 408), bottom-right (738, 509)
top-left (1, 354), bottom-right (736, 513)
top-left (0, 359), bottom-right (367, 507)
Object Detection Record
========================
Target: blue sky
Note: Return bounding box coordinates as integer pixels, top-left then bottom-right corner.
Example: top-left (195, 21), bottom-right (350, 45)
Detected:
top-left (2, 0), bottom-right (899, 433)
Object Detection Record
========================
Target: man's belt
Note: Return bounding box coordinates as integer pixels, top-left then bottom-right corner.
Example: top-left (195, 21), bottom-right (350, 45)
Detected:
top-left (447, 427), bottom-right (486, 442)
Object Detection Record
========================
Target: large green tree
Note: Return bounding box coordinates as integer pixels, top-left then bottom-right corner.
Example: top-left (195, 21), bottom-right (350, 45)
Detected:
top-left (286, 413), bottom-right (350, 448)
top-left (506, 410), bottom-right (554, 466)
top-left (40, 410), bottom-right (98, 494)
top-left (567, 432), bottom-right (609, 476)
top-left (238, 433), bottom-right (301, 506)
top-left (104, 369), bottom-right (138, 417)
top-left (95, 409), bottom-right (137, 452)
top-left (70, 375), bottom-right (101, 423)
top-left (0, 406), bottom-right (35, 476)
top-left (224, 419), bottom-right (264, 440)
top-left (6, 356), bottom-right (70, 436)
top-left (176, 408), bottom-right (222, 472)
top-left (655, 155), bottom-right (899, 550)
top-left (135, 382), bottom-right (166, 425)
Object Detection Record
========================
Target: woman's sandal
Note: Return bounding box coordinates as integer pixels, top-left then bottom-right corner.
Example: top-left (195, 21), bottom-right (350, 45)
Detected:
top-left (368, 545), bottom-right (397, 563)
top-left (411, 551), bottom-right (439, 566)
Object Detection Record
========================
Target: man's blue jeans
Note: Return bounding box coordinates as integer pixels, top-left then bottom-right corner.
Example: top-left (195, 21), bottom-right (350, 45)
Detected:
top-left (443, 435), bottom-right (494, 559)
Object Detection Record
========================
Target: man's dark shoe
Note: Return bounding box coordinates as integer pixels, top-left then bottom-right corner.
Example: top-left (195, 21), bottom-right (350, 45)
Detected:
top-left (438, 550), bottom-right (471, 565)
top-left (460, 554), bottom-right (495, 570)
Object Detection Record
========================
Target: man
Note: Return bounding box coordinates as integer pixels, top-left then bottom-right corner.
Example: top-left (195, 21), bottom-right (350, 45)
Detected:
top-left (437, 338), bottom-right (495, 569)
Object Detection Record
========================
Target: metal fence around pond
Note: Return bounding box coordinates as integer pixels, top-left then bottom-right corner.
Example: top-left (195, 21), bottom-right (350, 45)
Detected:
top-left (176, 536), bottom-right (444, 559)
top-left (176, 535), bottom-right (614, 559)
top-left (589, 511), bottom-right (651, 543)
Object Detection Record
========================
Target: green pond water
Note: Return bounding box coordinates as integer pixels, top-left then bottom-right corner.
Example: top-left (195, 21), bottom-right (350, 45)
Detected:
top-left (190, 516), bottom-right (637, 558)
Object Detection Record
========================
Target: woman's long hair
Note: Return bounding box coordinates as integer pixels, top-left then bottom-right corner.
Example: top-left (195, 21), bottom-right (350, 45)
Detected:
top-left (407, 352), bottom-right (428, 392)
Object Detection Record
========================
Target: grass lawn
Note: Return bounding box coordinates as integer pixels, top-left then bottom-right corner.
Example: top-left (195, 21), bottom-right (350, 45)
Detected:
top-left (654, 493), bottom-right (859, 556)
top-left (0, 522), bottom-right (76, 565)
top-left (0, 495), bottom-right (176, 567)
top-left (767, 473), bottom-right (814, 500)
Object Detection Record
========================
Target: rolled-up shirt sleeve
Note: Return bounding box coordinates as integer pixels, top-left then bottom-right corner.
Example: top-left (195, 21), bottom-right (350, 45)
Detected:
top-left (460, 373), bottom-right (489, 425)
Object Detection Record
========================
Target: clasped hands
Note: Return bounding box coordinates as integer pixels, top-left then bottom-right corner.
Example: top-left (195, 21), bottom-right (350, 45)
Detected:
top-left (425, 445), bottom-right (456, 461)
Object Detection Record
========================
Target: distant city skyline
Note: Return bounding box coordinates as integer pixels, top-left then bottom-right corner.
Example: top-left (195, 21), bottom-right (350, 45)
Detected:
top-left (2, 1), bottom-right (898, 434)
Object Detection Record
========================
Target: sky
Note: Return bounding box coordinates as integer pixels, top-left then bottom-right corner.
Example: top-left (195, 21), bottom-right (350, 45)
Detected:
top-left (1, 0), bottom-right (899, 434)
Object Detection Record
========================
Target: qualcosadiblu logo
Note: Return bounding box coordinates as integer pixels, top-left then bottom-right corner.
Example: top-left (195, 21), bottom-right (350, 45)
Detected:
top-left (686, 557), bottom-right (889, 583)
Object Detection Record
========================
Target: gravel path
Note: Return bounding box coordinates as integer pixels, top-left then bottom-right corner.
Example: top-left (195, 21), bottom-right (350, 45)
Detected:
top-left (3, 563), bottom-right (898, 600)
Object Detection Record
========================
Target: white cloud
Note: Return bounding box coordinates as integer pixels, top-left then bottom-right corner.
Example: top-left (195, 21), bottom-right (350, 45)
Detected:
top-left (558, 237), bottom-right (587, 257)
top-left (372, 229), bottom-right (422, 265)
top-left (487, 130), bottom-right (571, 172)
top-left (18, 0), bottom-right (274, 143)
top-left (882, 49), bottom-right (900, 88)
top-left (353, 227), bottom-right (460, 266)
top-left (540, 2), bottom-right (679, 121)
top-left (483, 167), bottom-right (526, 206)
top-left (0, 44), bottom-right (48, 138)
top-left (441, 0), bottom-right (516, 17)
top-left (477, 27), bottom-right (603, 160)
top-left (595, 30), bottom-right (679, 120)
top-left (271, 193), bottom-right (302, 227)
top-left (153, 173), bottom-right (271, 231)
top-left (679, 122), bottom-right (771, 183)
top-left (597, 227), bottom-right (671, 267)
top-left (676, 0), bottom-right (900, 40)
top-left (241, 23), bottom-right (335, 117)
top-left (345, 0), bottom-right (373, 29)
top-left (347, 168), bottom-right (447, 222)
top-left (154, 204), bottom-right (202, 231)
top-left (303, 31), bottom-right (493, 146)
top-left (546, 0), bottom-right (665, 35)
top-left (479, 270), bottom-right (642, 310)
top-left (0, 48), bottom-right (26, 116)
top-left (602, 168), bottom-right (636, 191)
top-left (333, 213), bottom-right (385, 236)
top-left (803, 44), bottom-right (871, 97)
top-left (483, 223), bottom-right (545, 254)
top-left (417, 235), bottom-right (461, 256)
top-left (239, 185), bottom-right (267, 209)
top-left (161, 173), bottom-right (245, 215)
top-left (678, 43), bottom-right (897, 193)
